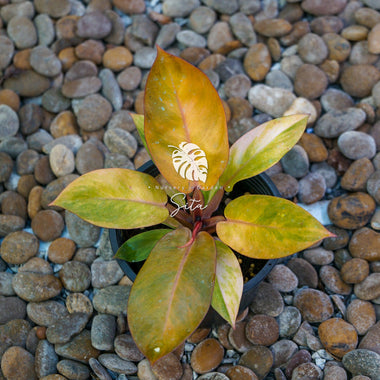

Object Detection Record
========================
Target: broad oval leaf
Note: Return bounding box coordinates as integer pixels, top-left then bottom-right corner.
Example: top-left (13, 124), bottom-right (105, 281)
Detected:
top-left (144, 46), bottom-right (229, 193)
top-left (211, 240), bottom-right (243, 327)
top-left (216, 195), bottom-right (334, 259)
top-left (128, 228), bottom-right (216, 363)
top-left (170, 142), bottom-right (208, 183)
top-left (114, 229), bottom-right (172, 262)
top-left (50, 168), bottom-right (169, 229)
top-left (219, 115), bottom-right (308, 191)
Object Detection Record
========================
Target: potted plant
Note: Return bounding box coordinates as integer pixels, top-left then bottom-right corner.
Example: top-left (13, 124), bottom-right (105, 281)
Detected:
top-left (51, 47), bottom-right (332, 363)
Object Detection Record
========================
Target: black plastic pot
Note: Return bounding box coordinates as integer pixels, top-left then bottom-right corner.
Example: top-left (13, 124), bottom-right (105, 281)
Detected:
top-left (109, 160), bottom-right (281, 327)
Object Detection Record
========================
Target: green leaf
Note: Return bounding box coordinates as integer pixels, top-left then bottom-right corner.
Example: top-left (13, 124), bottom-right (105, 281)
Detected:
top-left (131, 113), bottom-right (149, 152)
top-left (216, 195), bottom-right (334, 259)
top-left (114, 229), bottom-right (172, 262)
top-left (128, 228), bottom-right (216, 363)
top-left (144, 47), bottom-right (229, 193)
top-left (219, 115), bottom-right (308, 191)
top-left (211, 240), bottom-right (243, 327)
top-left (50, 168), bottom-right (169, 229)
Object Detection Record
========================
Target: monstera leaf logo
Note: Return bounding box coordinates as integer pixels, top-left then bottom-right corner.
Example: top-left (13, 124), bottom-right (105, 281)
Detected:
top-left (169, 142), bottom-right (208, 183)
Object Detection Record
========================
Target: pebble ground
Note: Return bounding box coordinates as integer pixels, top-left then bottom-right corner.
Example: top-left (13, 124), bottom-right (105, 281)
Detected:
top-left (0, 0), bottom-right (380, 379)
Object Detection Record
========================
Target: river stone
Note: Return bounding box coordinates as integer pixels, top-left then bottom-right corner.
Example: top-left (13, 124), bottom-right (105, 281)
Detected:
top-left (3, 70), bottom-right (51, 97)
top-left (30, 46), bottom-right (62, 77)
top-left (61, 77), bottom-right (102, 98)
top-left (338, 131), bottom-right (376, 160)
top-left (35, 340), bottom-right (58, 378)
top-left (0, 296), bottom-right (26, 324)
top-left (243, 43), bottom-right (271, 81)
top-left (341, 64), bottom-right (380, 97)
top-left (0, 104), bottom-right (19, 140)
top-left (46, 312), bottom-right (89, 344)
top-left (0, 36), bottom-right (14, 71)
top-left (35, 14), bottom-right (55, 47)
top-left (65, 211), bottom-right (101, 247)
top-left (91, 314), bottom-right (116, 351)
top-left (56, 360), bottom-right (90, 380)
top-left (76, 11), bottom-right (112, 39)
top-left (342, 349), bottom-right (380, 379)
top-left (0, 230), bottom-right (38, 265)
top-left (99, 353), bottom-right (137, 375)
top-left (1, 346), bottom-right (37, 380)
top-left (93, 285), bottom-right (131, 316)
top-left (328, 192), bottom-right (376, 229)
top-left (314, 108), bottom-right (366, 138)
top-left (7, 16), bottom-right (37, 49)
top-left (114, 334), bottom-right (145, 362)
top-left (27, 301), bottom-right (69, 327)
top-left (248, 84), bottom-right (295, 118)
top-left (12, 273), bottom-right (62, 302)
top-left (354, 273), bottom-right (380, 301)
top-left (55, 330), bottom-right (100, 363)
top-left (59, 261), bottom-right (91, 292)
top-left (301, 0), bottom-right (347, 16)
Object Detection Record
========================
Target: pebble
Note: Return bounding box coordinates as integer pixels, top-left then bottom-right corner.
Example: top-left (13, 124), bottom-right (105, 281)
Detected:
top-left (266, 264), bottom-right (298, 292)
top-left (27, 301), bottom-right (69, 327)
top-left (249, 282), bottom-right (284, 317)
top-left (338, 131), bottom-right (376, 160)
top-left (35, 14), bottom-right (55, 47)
top-left (359, 321), bottom-right (380, 355)
top-left (65, 211), bottom-right (101, 247)
top-left (75, 140), bottom-right (104, 175)
top-left (0, 190), bottom-right (27, 220)
top-left (270, 339), bottom-right (298, 368)
top-left (320, 88), bottom-right (354, 112)
top-left (0, 231), bottom-right (38, 265)
top-left (0, 296), bottom-right (26, 323)
top-left (17, 149), bottom-right (39, 175)
top-left (342, 349), bottom-right (380, 379)
top-left (177, 30), bottom-right (206, 48)
top-left (49, 144), bottom-right (75, 177)
top-left (226, 365), bottom-right (258, 380)
top-left (323, 365), bottom-right (347, 380)
top-left (245, 314), bottom-right (279, 346)
top-left (3, 70), bottom-right (51, 97)
top-left (239, 346), bottom-right (273, 380)
top-left (190, 338), bottom-right (224, 374)
top-left (46, 312), bottom-right (89, 344)
top-left (278, 306), bottom-right (302, 338)
top-left (368, 23), bottom-right (380, 54)
top-left (156, 23), bottom-right (181, 49)
top-left (56, 359), bottom-right (89, 380)
top-left (99, 353), bottom-right (137, 375)
top-left (293, 288), bottom-right (334, 323)
top-left (30, 46), bottom-right (61, 77)
top-left (76, 11), bottom-right (112, 39)
top-left (1, 346), bottom-right (37, 380)
top-left (303, 247), bottom-right (334, 266)
top-left (349, 227), bottom-right (380, 261)
top-left (285, 349), bottom-right (312, 378)
top-left (91, 259), bottom-right (124, 288)
top-left (93, 285), bottom-right (130, 316)
top-left (34, 0), bottom-right (71, 18)
top-left (7, 16), bottom-right (37, 49)
top-left (114, 333), bottom-right (144, 362)
top-left (131, 15), bottom-right (159, 46)
top-left (280, 145), bottom-right (309, 178)
top-left (19, 104), bottom-right (43, 136)
top-left (31, 210), bottom-right (64, 241)
top-left (248, 84), bottom-right (295, 118)
top-left (152, 352), bottom-right (183, 379)
top-left (323, 33), bottom-right (351, 62)
top-left (367, 170), bottom-right (380, 203)
top-left (347, 299), bottom-right (376, 336)
top-left (117, 66), bottom-right (142, 91)
top-left (189, 6), bottom-right (216, 34)
top-left (12, 272), bottom-right (62, 302)
top-left (65, 292), bottom-right (93, 315)
top-left (354, 273), bottom-right (380, 301)
top-left (75, 39), bottom-right (105, 65)
top-left (291, 362), bottom-right (322, 380)
top-left (341, 258), bottom-right (370, 284)
top-left (228, 321), bottom-right (253, 353)
top-left (59, 261), bottom-right (91, 292)
top-left (229, 12), bottom-right (257, 46)
top-left (341, 64), bottom-right (380, 97)
top-left (294, 64), bottom-right (328, 100)
top-left (328, 192), bottom-right (376, 229)
top-left (310, 16), bottom-right (344, 35)
top-left (298, 172), bottom-right (326, 204)
top-left (35, 340), bottom-right (58, 378)
top-left (320, 264), bottom-right (352, 295)
top-left (0, 272), bottom-right (15, 296)
top-left (0, 36), bottom-right (14, 71)
top-left (0, 104), bottom-right (19, 140)
top-left (62, 76), bottom-right (102, 98)
top-left (243, 44), bottom-right (271, 81)
top-left (265, 70), bottom-right (293, 91)
top-left (54, 329), bottom-right (100, 363)
top-left (270, 173), bottom-right (299, 199)
top-left (163, 0), bottom-right (199, 17)
top-left (341, 158), bottom-right (375, 191)
top-left (298, 33), bottom-right (328, 64)
top-left (104, 128), bottom-right (138, 158)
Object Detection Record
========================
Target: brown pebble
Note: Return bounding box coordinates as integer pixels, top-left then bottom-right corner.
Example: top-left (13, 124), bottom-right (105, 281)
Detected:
top-left (243, 43), bottom-right (271, 81)
top-left (354, 273), bottom-right (380, 300)
top-left (293, 288), bottom-right (334, 323)
top-left (299, 133), bottom-right (328, 162)
top-left (48, 237), bottom-right (76, 264)
top-left (31, 209), bottom-right (65, 242)
top-left (349, 227), bottom-right (380, 261)
top-left (318, 318), bottom-right (358, 358)
top-left (36, 326), bottom-right (47, 340)
top-left (319, 265), bottom-right (352, 295)
top-left (187, 328), bottom-right (210, 344)
top-left (152, 352), bottom-right (183, 380)
top-left (341, 158), bottom-right (375, 192)
top-left (245, 314), bottom-right (279, 346)
top-left (341, 258), bottom-right (370, 284)
top-left (358, 321), bottom-right (380, 355)
top-left (287, 257), bottom-right (318, 288)
top-left (239, 346), bottom-right (273, 380)
top-left (340, 64), bottom-right (380, 97)
top-left (346, 299), bottom-right (376, 335)
top-left (226, 365), bottom-right (258, 380)
top-left (285, 349), bottom-right (311, 378)
top-left (217, 324), bottom-right (234, 350)
top-left (0, 88), bottom-right (20, 111)
top-left (328, 192), bottom-right (376, 229)
top-left (294, 64), bottom-right (328, 99)
top-left (190, 338), bottom-right (224, 374)
top-left (228, 321), bottom-right (253, 353)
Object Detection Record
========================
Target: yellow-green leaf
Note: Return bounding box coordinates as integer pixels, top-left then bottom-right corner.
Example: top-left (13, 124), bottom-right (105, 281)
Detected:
top-left (144, 46), bottom-right (229, 193)
top-left (50, 168), bottom-right (169, 229)
top-left (128, 228), bottom-right (216, 363)
top-left (219, 115), bottom-right (308, 191)
top-left (131, 113), bottom-right (149, 152)
top-left (211, 240), bottom-right (243, 327)
top-left (114, 229), bottom-right (172, 262)
top-left (216, 195), bottom-right (334, 259)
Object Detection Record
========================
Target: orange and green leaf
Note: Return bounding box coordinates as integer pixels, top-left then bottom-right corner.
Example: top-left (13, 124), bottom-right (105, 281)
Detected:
top-left (128, 228), bottom-right (216, 363)
top-left (219, 115), bottom-right (308, 191)
top-left (144, 46), bottom-right (229, 193)
top-left (50, 168), bottom-right (169, 229)
top-left (216, 195), bottom-right (334, 259)
top-left (211, 240), bottom-right (243, 327)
